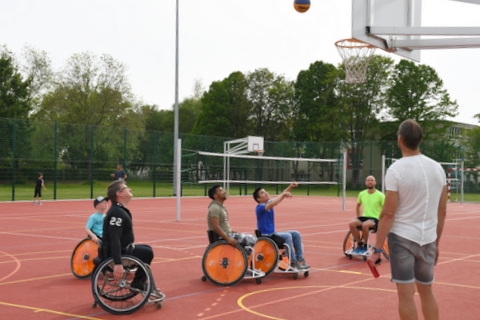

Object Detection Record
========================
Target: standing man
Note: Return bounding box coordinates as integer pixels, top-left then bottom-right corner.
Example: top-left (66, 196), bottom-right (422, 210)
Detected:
top-left (253, 182), bottom-right (310, 270)
top-left (207, 184), bottom-right (257, 253)
top-left (111, 164), bottom-right (128, 180)
top-left (349, 175), bottom-right (385, 254)
top-left (368, 119), bottom-right (447, 320)
top-left (101, 180), bottom-right (153, 290)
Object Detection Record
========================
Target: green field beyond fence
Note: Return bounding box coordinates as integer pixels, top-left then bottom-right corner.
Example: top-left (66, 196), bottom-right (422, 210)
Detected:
top-left (1, 118), bottom-right (479, 202)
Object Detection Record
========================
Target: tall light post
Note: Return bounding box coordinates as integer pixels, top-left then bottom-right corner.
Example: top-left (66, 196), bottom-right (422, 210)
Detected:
top-left (173, 0), bottom-right (181, 220)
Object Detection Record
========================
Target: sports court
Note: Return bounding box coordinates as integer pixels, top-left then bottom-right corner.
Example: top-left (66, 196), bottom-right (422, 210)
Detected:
top-left (1, 196), bottom-right (479, 319)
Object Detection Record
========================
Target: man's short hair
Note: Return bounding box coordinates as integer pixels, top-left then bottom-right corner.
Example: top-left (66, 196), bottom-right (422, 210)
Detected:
top-left (208, 184), bottom-right (222, 200)
top-left (107, 180), bottom-right (124, 202)
top-left (398, 119), bottom-right (423, 150)
top-left (252, 186), bottom-right (264, 203)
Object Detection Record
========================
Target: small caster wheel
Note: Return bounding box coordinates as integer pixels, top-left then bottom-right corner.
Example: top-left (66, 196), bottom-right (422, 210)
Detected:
top-left (256, 278), bottom-right (262, 284)
top-left (92, 301), bottom-right (97, 308)
top-left (293, 273), bottom-right (298, 280)
top-left (156, 302), bottom-right (162, 309)
top-left (201, 276), bottom-right (207, 282)
top-left (363, 256), bottom-right (367, 262)
top-left (346, 254), bottom-right (352, 260)
top-left (304, 271), bottom-right (309, 277)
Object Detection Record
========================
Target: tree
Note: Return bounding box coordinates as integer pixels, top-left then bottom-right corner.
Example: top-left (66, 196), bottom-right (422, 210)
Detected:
top-left (193, 71), bottom-right (251, 138)
top-left (336, 55), bottom-right (394, 187)
top-left (385, 59), bottom-right (458, 135)
top-left (0, 48), bottom-right (31, 118)
top-left (32, 52), bottom-right (144, 178)
top-left (247, 68), bottom-right (295, 141)
top-left (20, 45), bottom-right (54, 113)
top-left (292, 61), bottom-right (343, 143)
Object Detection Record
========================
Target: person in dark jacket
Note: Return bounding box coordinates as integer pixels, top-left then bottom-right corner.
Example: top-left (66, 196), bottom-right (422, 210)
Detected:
top-left (101, 180), bottom-right (153, 289)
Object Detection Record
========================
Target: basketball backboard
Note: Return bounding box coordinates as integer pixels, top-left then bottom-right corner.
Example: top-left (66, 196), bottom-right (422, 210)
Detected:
top-left (352, 0), bottom-right (480, 62)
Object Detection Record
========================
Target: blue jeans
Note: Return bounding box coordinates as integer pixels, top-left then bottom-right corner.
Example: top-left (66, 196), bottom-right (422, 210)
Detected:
top-left (274, 231), bottom-right (304, 262)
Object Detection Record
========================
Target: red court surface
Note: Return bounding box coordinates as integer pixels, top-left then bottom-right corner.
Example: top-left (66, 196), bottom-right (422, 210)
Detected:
top-left (1, 196), bottom-right (479, 319)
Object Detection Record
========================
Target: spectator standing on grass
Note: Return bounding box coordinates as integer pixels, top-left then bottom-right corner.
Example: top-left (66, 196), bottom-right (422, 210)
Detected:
top-left (33, 173), bottom-right (46, 205)
top-left (111, 164), bottom-right (127, 180)
top-left (368, 119), bottom-right (447, 320)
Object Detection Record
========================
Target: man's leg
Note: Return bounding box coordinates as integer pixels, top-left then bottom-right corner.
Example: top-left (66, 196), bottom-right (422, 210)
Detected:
top-left (396, 283), bottom-right (418, 320)
top-left (416, 283), bottom-right (439, 320)
top-left (131, 244), bottom-right (154, 288)
top-left (361, 220), bottom-right (375, 244)
top-left (349, 219), bottom-right (362, 243)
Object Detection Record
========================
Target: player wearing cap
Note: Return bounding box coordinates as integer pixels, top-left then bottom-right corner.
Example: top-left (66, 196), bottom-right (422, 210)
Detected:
top-left (85, 196), bottom-right (109, 244)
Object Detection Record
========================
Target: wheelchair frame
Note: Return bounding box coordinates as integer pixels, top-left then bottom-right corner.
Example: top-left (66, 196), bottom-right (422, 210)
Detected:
top-left (343, 227), bottom-right (390, 261)
top-left (253, 230), bottom-right (310, 280)
top-left (201, 231), bottom-right (265, 286)
top-left (91, 255), bottom-right (165, 315)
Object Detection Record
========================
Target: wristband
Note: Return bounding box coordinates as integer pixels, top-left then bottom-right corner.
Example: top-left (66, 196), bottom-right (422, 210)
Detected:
top-left (373, 247), bottom-right (383, 253)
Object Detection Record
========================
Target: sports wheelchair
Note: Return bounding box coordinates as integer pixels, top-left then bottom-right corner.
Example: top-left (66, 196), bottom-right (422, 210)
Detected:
top-left (71, 238), bottom-right (99, 279)
top-left (253, 230), bottom-right (310, 279)
top-left (91, 252), bottom-right (165, 314)
top-left (201, 230), bottom-right (265, 286)
top-left (343, 225), bottom-right (389, 261)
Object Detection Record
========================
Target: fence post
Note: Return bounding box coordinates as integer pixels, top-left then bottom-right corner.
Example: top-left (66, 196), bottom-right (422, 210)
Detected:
top-left (53, 122), bottom-right (58, 200)
top-left (90, 125), bottom-right (94, 199)
top-left (11, 119), bottom-right (16, 201)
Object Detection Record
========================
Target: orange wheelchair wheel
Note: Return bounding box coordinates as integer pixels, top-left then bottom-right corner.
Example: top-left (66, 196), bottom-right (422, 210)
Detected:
top-left (71, 238), bottom-right (99, 279)
top-left (202, 241), bottom-right (247, 286)
top-left (250, 237), bottom-right (279, 276)
top-left (382, 238), bottom-right (390, 260)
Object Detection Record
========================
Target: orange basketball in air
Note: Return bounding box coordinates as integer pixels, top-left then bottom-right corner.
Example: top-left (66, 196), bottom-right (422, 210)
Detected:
top-left (294, 0), bottom-right (311, 13)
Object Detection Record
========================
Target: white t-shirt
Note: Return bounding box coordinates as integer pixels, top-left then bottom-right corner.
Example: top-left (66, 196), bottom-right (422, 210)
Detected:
top-left (385, 154), bottom-right (446, 245)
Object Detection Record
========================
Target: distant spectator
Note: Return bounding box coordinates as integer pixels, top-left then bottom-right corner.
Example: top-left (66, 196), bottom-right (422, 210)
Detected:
top-left (111, 164), bottom-right (127, 180)
top-left (33, 173), bottom-right (47, 205)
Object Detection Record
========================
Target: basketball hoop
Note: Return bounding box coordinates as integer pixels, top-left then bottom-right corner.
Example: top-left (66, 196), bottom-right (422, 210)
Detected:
top-left (335, 38), bottom-right (376, 84)
top-left (254, 150), bottom-right (264, 157)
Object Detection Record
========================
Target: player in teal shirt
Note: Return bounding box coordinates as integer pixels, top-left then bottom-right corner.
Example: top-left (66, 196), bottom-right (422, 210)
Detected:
top-left (85, 196), bottom-right (109, 244)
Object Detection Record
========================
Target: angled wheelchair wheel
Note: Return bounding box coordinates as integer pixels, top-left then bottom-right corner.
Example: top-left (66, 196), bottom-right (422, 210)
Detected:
top-left (250, 237), bottom-right (279, 276)
top-left (71, 238), bottom-right (99, 279)
top-left (91, 255), bottom-right (151, 315)
top-left (202, 241), bottom-right (247, 286)
top-left (343, 231), bottom-right (355, 259)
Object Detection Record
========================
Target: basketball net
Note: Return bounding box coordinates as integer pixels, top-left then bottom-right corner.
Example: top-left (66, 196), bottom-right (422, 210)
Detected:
top-left (335, 38), bottom-right (376, 84)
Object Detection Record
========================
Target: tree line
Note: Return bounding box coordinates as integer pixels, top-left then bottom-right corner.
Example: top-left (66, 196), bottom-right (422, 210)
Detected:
top-left (1, 44), bottom-right (479, 174)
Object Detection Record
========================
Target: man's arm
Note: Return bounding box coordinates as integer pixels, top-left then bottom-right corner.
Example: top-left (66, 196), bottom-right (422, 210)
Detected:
top-left (356, 203), bottom-right (362, 217)
top-left (210, 217), bottom-right (237, 246)
top-left (265, 182), bottom-right (298, 211)
top-left (368, 190), bottom-right (398, 263)
top-left (435, 186), bottom-right (448, 264)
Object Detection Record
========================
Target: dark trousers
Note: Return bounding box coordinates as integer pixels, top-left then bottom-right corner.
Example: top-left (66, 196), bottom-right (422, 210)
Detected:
top-left (131, 244), bottom-right (154, 282)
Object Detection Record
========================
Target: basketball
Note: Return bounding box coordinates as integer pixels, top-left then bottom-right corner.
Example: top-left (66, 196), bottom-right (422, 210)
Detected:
top-left (294, 0), bottom-right (310, 13)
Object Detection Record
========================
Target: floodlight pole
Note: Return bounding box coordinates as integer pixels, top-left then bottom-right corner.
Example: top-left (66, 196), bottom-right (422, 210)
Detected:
top-left (173, 0), bottom-right (181, 220)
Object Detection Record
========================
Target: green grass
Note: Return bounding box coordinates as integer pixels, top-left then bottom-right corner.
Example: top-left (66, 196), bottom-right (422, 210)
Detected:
top-left (1, 181), bottom-right (479, 203)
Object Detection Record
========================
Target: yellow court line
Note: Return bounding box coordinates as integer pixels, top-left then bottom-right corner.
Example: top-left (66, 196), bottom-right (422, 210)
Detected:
top-left (0, 301), bottom-right (104, 320)
top-left (237, 285), bottom-right (397, 320)
top-left (0, 273), bottom-right (70, 286)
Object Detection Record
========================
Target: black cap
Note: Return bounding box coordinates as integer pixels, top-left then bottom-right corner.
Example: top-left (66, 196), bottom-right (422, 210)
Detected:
top-left (93, 196), bottom-right (109, 208)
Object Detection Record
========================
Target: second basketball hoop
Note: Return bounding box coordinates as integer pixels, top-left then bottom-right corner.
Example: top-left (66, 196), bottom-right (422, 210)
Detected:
top-left (335, 38), bottom-right (376, 84)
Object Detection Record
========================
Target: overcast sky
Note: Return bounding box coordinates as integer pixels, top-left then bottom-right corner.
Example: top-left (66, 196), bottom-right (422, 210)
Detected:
top-left (1, 0), bottom-right (479, 125)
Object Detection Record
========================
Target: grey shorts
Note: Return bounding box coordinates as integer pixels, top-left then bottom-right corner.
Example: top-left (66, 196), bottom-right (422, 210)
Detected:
top-left (388, 233), bottom-right (436, 285)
